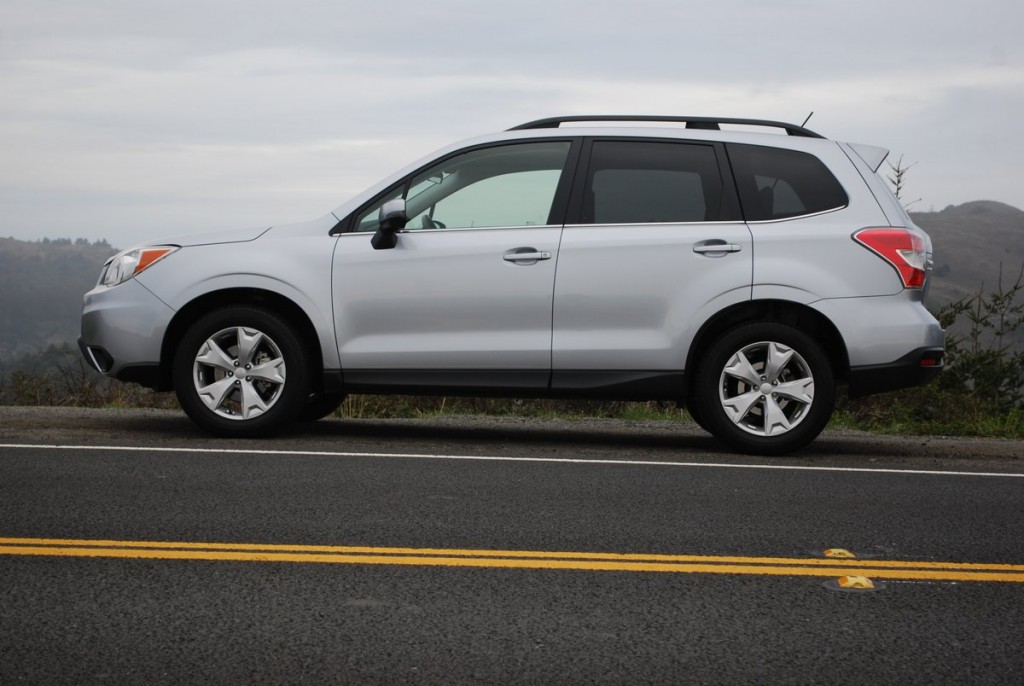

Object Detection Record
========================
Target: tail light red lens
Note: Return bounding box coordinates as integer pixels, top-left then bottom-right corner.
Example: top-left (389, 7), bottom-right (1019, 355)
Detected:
top-left (853, 228), bottom-right (927, 289)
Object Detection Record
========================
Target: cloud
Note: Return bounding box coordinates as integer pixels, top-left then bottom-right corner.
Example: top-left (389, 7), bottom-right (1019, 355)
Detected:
top-left (1, 0), bottom-right (1022, 245)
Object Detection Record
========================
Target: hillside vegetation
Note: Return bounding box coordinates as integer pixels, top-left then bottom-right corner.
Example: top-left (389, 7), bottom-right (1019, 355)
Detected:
top-left (912, 201), bottom-right (1024, 305)
top-left (0, 238), bottom-right (116, 361)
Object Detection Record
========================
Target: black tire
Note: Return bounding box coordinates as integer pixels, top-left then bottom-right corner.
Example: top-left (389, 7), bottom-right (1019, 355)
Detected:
top-left (684, 388), bottom-right (713, 434)
top-left (693, 323), bottom-right (835, 455)
top-left (297, 392), bottom-right (346, 422)
top-left (172, 306), bottom-right (312, 437)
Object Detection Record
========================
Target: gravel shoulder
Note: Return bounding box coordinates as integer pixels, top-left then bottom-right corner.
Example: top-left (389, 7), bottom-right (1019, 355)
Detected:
top-left (1, 406), bottom-right (1021, 466)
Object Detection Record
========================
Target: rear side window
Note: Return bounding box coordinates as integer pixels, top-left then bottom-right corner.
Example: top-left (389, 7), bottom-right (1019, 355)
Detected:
top-left (582, 141), bottom-right (725, 223)
top-left (727, 144), bottom-right (848, 221)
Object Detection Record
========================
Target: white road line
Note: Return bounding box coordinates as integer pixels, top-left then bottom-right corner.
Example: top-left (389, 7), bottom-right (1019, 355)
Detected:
top-left (1, 443), bottom-right (1022, 478)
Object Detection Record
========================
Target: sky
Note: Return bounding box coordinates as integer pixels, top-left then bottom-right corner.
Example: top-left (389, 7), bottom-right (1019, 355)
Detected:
top-left (1, 0), bottom-right (1022, 249)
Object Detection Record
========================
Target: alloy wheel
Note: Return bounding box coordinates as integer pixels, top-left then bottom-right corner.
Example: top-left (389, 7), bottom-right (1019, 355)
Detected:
top-left (192, 326), bottom-right (287, 421)
top-left (718, 340), bottom-right (815, 437)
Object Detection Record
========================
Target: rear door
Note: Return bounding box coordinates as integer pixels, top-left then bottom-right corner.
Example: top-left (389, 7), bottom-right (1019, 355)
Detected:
top-left (551, 138), bottom-right (752, 392)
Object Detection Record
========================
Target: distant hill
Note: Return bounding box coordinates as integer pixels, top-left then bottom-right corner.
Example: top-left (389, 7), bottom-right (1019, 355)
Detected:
top-left (0, 238), bottom-right (116, 362)
top-left (0, 201), bottom-right (1020, 365)
top-left (911, 201), bottom-right (1024, 305)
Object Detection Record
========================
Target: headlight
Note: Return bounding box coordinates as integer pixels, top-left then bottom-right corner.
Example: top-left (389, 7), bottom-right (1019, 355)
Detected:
top-left (101, 246), bottom-right (179, 286)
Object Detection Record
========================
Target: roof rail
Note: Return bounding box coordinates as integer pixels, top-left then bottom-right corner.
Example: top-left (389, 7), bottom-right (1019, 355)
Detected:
top-left (508, 115), bottom-right (824, 138)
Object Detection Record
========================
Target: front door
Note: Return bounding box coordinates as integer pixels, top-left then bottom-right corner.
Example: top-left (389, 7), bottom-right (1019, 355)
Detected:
top-left (332, 140), bottom-right (574, 391)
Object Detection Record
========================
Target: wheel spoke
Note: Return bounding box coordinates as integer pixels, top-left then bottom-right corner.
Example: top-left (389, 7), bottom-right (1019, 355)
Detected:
top-left (239, 382), bottom-right (269, 420)
top-left (722, 389), bottom-right (762, 425)
top-left (763, 395), bottom-right (793, 436)
top-left (236, 328), bottom-right (264, 366)
top-left (723, 351), bottom-right (762, 387)
top-left (764, 342), bottom-right (794, 383)
top-left (198, 376), bottom-right (236, 413)
top-left (196, 338), bottom-right (236, 373)
top-left (775, 377), bottom-right (814, 405)
top-left (248, 357), bottom-right (286, 385)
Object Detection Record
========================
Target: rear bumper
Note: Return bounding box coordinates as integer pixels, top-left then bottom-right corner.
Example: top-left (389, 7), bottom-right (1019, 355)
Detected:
top-left (846, 347), bottom-right (944, 397)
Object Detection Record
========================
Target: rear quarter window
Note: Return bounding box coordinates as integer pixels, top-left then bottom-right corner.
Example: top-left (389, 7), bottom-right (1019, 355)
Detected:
top-left (727, 144), bottom-right (848, 221)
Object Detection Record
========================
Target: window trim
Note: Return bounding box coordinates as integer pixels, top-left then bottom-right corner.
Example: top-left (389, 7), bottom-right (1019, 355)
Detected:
top-left (741, 205), bottom-right (848, 224)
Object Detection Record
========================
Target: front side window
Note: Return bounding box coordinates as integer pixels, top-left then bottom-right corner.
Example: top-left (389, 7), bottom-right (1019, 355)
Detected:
top-left (353, 141), bottom-right (571, 232)
top-left (727, 143), bottom-right (848, 221)
top-left (582, 141), bottom-right (725, 224)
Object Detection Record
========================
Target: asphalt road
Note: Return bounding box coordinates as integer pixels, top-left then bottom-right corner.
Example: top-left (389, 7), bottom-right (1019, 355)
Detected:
top-left (2, 407), bottom-right (1023, 684)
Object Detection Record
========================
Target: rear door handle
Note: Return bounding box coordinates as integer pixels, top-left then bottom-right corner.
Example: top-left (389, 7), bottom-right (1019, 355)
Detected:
top-left (503, 249), bottom-right (552, 263)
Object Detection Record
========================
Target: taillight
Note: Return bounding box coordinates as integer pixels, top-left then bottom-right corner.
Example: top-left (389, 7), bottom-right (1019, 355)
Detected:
top-left (853, 228), bottom-right (927, 289)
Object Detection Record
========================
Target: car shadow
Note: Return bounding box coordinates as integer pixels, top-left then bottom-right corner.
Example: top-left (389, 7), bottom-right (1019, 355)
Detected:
top-left (51, 409), bottom-right (1010, 463)
top-left (295, 417), bottom-right (717, 453)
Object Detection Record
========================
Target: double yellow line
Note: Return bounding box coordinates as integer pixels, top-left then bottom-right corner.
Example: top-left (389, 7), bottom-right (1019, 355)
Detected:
top-left (2, 537), bottom-right (1023, 583)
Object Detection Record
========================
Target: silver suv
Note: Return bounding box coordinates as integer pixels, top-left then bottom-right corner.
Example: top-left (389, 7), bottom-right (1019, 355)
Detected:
top-left (79, 116), bottom-right (944, 454)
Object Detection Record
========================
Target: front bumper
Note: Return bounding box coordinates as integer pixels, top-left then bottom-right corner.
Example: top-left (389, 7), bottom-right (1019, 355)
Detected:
top-left (79, 278), bottom-right (175, 388)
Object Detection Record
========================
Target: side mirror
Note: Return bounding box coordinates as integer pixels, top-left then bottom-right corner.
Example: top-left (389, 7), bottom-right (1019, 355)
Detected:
top-left (371, 198), bottom-right (408, 250)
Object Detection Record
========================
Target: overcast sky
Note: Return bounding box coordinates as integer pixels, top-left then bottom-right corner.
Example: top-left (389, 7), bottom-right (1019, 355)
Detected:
top-left (2, 0), bottom-right (1021, 248)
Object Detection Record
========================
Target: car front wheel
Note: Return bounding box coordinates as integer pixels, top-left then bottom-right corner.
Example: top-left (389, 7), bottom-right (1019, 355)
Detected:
top-left (172, 306), bottom-right (312, 437)
top-left (694, 323), bottom-right (835, 455)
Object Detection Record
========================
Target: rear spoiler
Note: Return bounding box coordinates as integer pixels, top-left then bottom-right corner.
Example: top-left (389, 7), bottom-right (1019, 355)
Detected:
top-left (847, 142), bottom-right (890, 173)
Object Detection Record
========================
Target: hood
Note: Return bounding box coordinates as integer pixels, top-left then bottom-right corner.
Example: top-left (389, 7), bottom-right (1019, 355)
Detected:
top-left (148, 225), bottom-right (272, 248)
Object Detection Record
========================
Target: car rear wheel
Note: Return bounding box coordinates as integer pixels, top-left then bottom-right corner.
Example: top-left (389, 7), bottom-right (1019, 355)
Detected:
top-left (694, 323), bottom-right (835, 455)
top-left (172, 306), bottom-right (311, 437)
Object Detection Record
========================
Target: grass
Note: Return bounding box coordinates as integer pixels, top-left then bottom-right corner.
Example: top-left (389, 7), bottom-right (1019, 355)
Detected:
top-left (833, 390), bottom-right (1024, 439)
top-left (335, 396), bottom-right (691, 422)
top-left (334, 393), bottom-right (1024, 440)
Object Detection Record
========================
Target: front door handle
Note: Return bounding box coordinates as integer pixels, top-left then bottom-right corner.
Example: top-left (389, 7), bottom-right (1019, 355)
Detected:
top-left (503, 248), bottom-right (552, 263)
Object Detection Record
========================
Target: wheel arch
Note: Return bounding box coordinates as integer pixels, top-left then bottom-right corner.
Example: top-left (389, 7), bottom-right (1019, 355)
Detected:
top-left (157, 288), bottom-right (324, 392)
top-left (685, 300), bottom-right (850, 390)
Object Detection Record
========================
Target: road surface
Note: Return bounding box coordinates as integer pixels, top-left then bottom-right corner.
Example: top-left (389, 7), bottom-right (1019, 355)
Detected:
top-left (2, 407), bottom-right (1022, 683)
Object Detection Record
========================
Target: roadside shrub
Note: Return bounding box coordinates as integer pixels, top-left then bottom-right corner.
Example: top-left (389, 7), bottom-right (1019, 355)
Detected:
top-left (0, 344), bottom-right (177, 410)
top-left (836, 266), bottom-right (1024, 438)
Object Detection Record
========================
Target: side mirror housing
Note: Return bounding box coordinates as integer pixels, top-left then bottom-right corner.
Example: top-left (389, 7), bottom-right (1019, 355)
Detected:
top-left (371, 198), bottom-right (408, 250)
